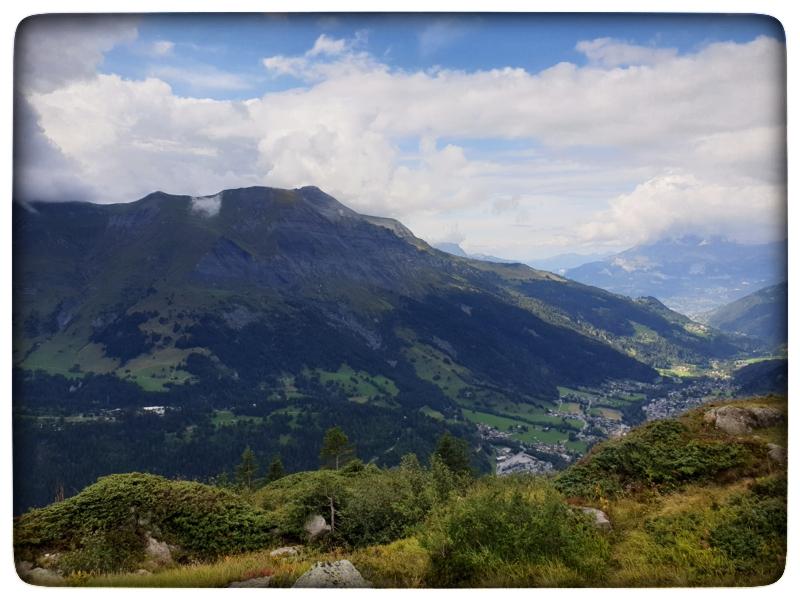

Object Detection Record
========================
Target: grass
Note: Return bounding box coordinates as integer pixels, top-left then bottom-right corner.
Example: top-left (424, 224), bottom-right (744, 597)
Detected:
top-left (211, 410), bottom-right (264, 427)
top-left (84, 549), bottom-right (314, 588)
top-left (419, 406), bottom-right (445, 421)
top-left (82, 537), bottom-right (430, 588)
top-left (312, 364), bottom-right (399, 401)
top-left (462, 409), bottom-right (573, 445)
top-left (590, 407), bottom-right (623, 421)
top-left (404, 341), bottom-right (470, 399)
top-left (557, 386), bottom-right (598, 401)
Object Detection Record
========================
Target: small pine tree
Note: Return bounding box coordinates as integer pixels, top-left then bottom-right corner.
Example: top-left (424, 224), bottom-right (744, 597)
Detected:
top-left (319, 426), bottom-right (356, 469)
top-left (434, 432), bottom-right (472, 476)
top-left (267, 456), bottom-right (285, 482)
top-left (235, 446), bottom-right (259, 490)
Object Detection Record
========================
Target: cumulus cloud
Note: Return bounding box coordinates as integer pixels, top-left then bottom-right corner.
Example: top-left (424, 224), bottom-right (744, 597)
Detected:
top-left (17, 25), bottom-right (787, 253)
top-left (577, 173), bottom-right (787, 245)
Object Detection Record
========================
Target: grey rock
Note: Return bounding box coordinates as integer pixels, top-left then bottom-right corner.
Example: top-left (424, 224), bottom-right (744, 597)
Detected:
top-left (704, 406), bottom-right (784, 435)
top-left (270, 546), bottom-right (301, 558)
top-left (293, 560), bottom-right (371, 588)
top-left (228, 576), bottom-right (273, 588)
top-left (578, 506), bottom-right (612, 531)
top-left (304, 514), bottom-right (331, 541)
top-left (17, 561), bottom-right (34, 573)
top-left (144, 534), bottom-right (173, 567)
top-left (135, 569), bottom-right (151, 576)
top-left (24, 567), bottom-right (64, 586)
top-left (767, 443), bottom-right (787, 465)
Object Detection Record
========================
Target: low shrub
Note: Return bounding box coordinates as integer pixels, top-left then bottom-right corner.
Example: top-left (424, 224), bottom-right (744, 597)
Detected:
top-left (555, 420), bottom-right (758, 500)
top-left (420, 476), bottom-right (610, 587)
top-left (254, 454), bottom-right (466, 548)
top-left (14, 472), bottom-right (277, 574)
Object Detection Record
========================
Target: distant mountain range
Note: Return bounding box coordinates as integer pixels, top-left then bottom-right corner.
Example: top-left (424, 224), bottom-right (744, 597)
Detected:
top-left (565, 236), bottom-right (787, 317)
top-left (527, 252), bottom-right (611, 275)
top-left (433, 242), bottom-right (516, 264)
top-left (702, 282), bottom-right (787, 350)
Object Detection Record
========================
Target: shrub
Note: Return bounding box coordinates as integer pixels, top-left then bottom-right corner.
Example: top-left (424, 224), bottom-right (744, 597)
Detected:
top-left (254, 454), bottom-right (464, 548)
top-left (555, 420), bottom-right (756, 500)
top-left (14, 473), bottom-right (277, 574)
top-left (420, 476), bottom-right (610, 586)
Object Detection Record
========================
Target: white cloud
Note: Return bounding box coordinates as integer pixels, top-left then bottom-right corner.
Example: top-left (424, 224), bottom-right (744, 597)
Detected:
top-left (262, 32), bottom-right (372, 81)
top-left (576, 37), bottom-right (678, 67)
top-left (16, 15), bottom-right (138, 93)
top-left (148, 65), bottom-right (252, 91)
top-left (149, 40), bottom-right (175, 57)
top-left (19, 29), bottom-right (787, 255)
top-left (307, 33), bottom-right (348, 57)
top-left (418, 18), bottom-right (473, 56)
top-left (577, 173), bottom-right (787, 245)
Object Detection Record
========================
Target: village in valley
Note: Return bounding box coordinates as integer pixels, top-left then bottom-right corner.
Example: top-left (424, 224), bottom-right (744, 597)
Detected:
top-left (477, 373), bottom-right (738, 476)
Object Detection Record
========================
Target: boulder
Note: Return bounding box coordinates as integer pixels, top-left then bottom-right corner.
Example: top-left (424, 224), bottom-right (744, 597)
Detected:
top-left (144, 534), bottom-right (174, 568)
top-left (577, 506), bottom-right (612, 531)
top-left (767, 443), bottom-right (787, 465)
top-left (270, 546), bottom-right (301, 558)
top-left (228, 576), bottom-right (273, 588)
top-left (22, 567), bottom-right (64, 586)
top-left (304, 514), bottom-right (331, 541)
top-left (703, 406), bottom-right (783, 436)
top-left (293, 560), bottom-right (371, 588)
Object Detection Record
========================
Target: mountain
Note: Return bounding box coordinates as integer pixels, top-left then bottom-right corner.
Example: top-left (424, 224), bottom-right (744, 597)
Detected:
top-left (433, 242), bottom-right (515, 264)
top-left (702, 282), bottom-right (787, 349)
top-left (565, 236), bottom-right (787, 317)
top-left (432, 242), bottom-right (469, 257)
top-left (527, 252), bottom-right (610, 275)
top-left (13, 186), bottom-right (747, 509)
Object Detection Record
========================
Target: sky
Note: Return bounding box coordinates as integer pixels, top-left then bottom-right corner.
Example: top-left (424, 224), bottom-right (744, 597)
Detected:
top-left (14, 13), bottom-right (787, 260)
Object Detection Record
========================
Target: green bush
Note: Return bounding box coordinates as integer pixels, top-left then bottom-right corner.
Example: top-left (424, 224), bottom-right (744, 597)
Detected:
top-left (638, 474), bottom-right (786, 584)
top-left (254, 454), bottom-right (465, 548)
top-left (555, 420), bottom-right (757, 500)
top-left (14, 473), bottom-right (277, 574)
top-left (420, 476), bottom-right (610, 586)
top-left (709, 480), bottom-right (786, 572)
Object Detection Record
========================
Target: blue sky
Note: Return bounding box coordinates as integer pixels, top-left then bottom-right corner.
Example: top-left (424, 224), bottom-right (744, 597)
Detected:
top-left (17, 14), bottom-right (787, 260)
top-left (102, 14), bottom-right (785, 100)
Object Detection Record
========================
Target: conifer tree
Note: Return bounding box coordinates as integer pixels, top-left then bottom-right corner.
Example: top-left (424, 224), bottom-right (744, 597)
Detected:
top-left (433, 432), bottom-right (472, 475)
top-left (235, 446), bottom-right (258, 490)
top-left (267, 455), bottom-right (285, 482)
top-left (319, 426), bottom-right (356, 469)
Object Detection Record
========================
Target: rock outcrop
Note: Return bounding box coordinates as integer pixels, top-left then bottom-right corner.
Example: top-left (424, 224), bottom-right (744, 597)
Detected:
top-left (304, 515), bottom-right (331, 541)
top-left (228, 576), bottom-right (273, 588)
top-left (293, 560), bottom-right (371, 588)
top-left (703, 405), bottom-right (783, 435)
top-left (577, 507), bottom-right (612, 531)
top-left (767, 443), bottom-right (787, 465)
top-left (143, 533), bottom-right (174, 568)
